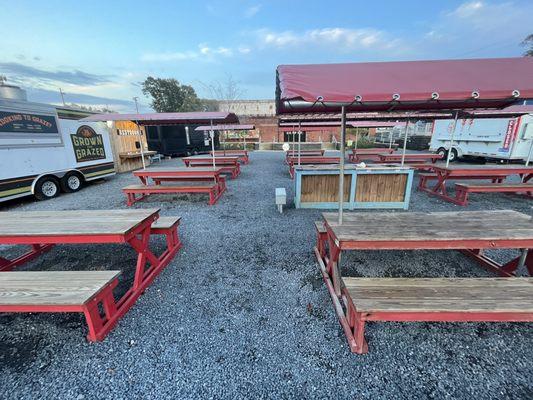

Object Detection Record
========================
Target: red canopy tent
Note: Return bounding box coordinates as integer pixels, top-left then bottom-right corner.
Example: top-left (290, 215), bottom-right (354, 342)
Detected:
top-left (276, 57), bottom-right (533, 223)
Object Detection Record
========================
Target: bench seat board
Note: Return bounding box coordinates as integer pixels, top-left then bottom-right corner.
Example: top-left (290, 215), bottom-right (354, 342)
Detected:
top-left (456, 183), bottom-right (533, 190)
top-left (0, 271), bottom-right (120, 306)
top-left (123, 184), bottom-right (214, 191)
top-left (151, 217), bottom-right (182, 229)
top-left (344, 277), bottom-right (533, 313)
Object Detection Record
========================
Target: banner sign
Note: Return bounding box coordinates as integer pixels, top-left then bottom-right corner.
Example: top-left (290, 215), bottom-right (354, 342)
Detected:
top-left (0, 111), bottom-right (58, 134)
top-left (70, 125), bottom-right (106, 162)
top-left (500, 119), bottom-right (518, 152)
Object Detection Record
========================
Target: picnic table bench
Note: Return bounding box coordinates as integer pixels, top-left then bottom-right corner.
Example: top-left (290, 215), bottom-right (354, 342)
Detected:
top-left (348, 148), bottom-right (395, 162)
top-left (314, 210), bottom-right (533, 353)
top-left (377, 153), bottom-right (443, 164)
top-left (210, 150), bottom-right (249, 164)
top-left (182, 156), bottom-right (241, 179)
top-left (287, 156), bottom-right (341, 178)
top-left (129, 167), bottom-right (226, 206)
top-left (0, 271), bottom-right (121, 341)
top-left (342, 277), bottom-right (533, 354)
top-left (285, 149), bottom-right (325, 163)
top-left (455, 182), bottom-right (533, 205)
top-left (418, 165), bottom-right (533, 204)
top-left (0, 209), bottom-right (181, 341)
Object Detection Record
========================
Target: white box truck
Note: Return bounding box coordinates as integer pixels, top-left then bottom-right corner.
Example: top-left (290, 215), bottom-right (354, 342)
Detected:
top-left (429, 113), bottom-right (533, 162)
top-left (0, 86), bottom-right (115, 203)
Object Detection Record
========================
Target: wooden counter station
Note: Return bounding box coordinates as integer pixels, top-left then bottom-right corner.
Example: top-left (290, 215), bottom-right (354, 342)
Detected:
top-left (293, 164), bottom-right (413, 209)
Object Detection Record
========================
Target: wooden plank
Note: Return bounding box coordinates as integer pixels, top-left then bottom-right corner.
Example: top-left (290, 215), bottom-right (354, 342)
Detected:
top-left (123, 184), bottom-right (213, 190)
top-left (301, 174), bottom-right (351, 202)
top-left (135, 167), bottom-right (222, 173)
top-left (0, 271), bottom-right (120, 305)
top-left (151, 217), bottom-right (181, 229)
top-left (0, 209), bottom-right (159, 237)
top-left (344, 277), bottom-right (533, 313)
top-left (355, 174), bottom-right (407, 202)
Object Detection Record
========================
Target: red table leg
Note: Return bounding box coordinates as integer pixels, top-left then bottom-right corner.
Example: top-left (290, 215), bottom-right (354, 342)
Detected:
top-left (460, 248), bottom-right (533, 277)
top-left (0, 244), bottom-right (55, 271)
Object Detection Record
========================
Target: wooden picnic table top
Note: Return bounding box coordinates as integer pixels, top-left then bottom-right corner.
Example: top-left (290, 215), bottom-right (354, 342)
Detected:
top-left (0, 271), bottom-right (121, 306)
top-left (211, 150), bottom-right (248, 154)
top-left (432, 164), bottom-right (533, 175)
top-left (352, 148), bottom-right (395, 154)
top-left (294, 164), bottom-right (411, 172)
top-left (322, 210), bottom-right (533, 247)
top-left (134, 167), bottom-right (222, 175)
top-left (182, 156), bottom-right (239, 161)
top-left (380, 153), bottom-right (442, 159)
top-left (288, 156), bottom-right (340, 162)
top-left (0, 209), bottom-right (159, 238)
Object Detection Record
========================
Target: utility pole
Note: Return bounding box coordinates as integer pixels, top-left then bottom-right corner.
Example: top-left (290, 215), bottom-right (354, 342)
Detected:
top-left (59, 88), bottom-right (66, 106)
top-left (133, 96), bottom-right (146, 169)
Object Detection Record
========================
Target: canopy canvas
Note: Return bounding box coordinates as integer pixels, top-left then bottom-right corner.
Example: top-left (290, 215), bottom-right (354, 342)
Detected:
top-left (194, 124), bottom-right (255, 131)
top-left (275, 57), bottom-right (533, 224)
top-left (276, 57), bottom-right (533, 114)
top-left (81, 112), bottom-right (239, 126)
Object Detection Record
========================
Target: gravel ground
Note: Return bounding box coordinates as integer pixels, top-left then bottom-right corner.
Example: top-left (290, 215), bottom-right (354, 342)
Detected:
top-left (0, 151), bottom-right (532, 399)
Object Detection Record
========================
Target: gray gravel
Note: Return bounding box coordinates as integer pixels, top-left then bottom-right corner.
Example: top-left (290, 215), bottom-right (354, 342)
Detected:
top-left (0, 151), bottom-right (532, 399)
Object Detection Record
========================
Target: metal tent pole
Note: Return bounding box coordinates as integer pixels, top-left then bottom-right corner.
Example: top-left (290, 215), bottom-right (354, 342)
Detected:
top-left (338, 106), bottom-right (346, 225)
top-left (446, 111), bottom-right (460, 168)
top-left (401, 119), bottom-right (409, 166)
top-left (133, 97), bottom-right (146, 169)
top-left (298, 121), bottom-right (301, 166)
top-left (355, 127), bottom-right (358, 151)
top-left (210, 119), bottom-right (216, 170)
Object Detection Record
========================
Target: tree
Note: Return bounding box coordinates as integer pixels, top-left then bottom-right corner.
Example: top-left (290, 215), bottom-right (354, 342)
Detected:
top-left (141, 77), bottom-right (202, 112)
top-left (522, 34), bottom-right (533, 57)
top-left (199, 73), bottom-right (245, 113)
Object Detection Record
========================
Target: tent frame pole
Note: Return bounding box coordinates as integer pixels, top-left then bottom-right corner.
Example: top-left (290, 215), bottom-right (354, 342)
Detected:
top-left (446, 111), bottom-right (460, 168)
top-left (210, 119), bottom-right (216, 170)
top-left (298, 121), bottom-right (301, 166)
top-left (401, 119), bottom-right (409, 166)
top-left (338, 106), bottom-right (346, 225)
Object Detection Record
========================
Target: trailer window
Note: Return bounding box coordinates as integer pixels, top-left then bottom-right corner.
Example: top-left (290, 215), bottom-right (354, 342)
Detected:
top-left (522, 123), bottom-right (533, 140)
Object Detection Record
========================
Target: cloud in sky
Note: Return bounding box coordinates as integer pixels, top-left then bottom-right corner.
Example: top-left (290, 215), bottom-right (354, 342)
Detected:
top-left (0, 62), bottom-right (112, 86)
top-left (254, 27), bottom-right (405, 55)
top-left (141, 44), bottom-right (238, 62)
top-left (244, 4), bottom-right (261, 18)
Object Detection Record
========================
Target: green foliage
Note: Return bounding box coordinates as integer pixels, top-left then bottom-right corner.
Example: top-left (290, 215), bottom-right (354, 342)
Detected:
top-left (522, 34), bottom-right (533, 57)
top-left (141, 77), bottom-right (204, 112)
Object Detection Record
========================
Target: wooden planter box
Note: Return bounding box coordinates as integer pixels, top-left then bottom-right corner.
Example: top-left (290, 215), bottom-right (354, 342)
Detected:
top-left (294, 164), bottom-right (413, 209)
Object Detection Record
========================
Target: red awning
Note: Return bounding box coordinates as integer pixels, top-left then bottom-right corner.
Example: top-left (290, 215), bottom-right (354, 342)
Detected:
top-left (81, 111), bottom-right (239, 126)
top-left (194, 124), bottom-right (255, 131)
top-left (280, 121), bottom-right (398, 130)
top-left (276, 58), bottom-right (533, 114)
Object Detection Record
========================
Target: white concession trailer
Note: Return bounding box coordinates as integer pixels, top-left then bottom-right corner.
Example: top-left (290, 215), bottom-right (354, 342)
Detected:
top-left (429, 107), bottom-right (533, 162)
top-left (0, 85), bottom-right (115, 203)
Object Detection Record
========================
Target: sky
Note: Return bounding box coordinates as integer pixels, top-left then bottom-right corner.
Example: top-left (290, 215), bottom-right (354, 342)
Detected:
top-left (0, 0), bottom-right (532, 112)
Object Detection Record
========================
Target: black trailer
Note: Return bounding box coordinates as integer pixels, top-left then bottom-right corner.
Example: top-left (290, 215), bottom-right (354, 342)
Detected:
top-left (146, 125), bottom-right (220, 156)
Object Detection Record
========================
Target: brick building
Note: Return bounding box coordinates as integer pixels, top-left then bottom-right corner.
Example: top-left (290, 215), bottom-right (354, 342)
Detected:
top-left (217, 100), bottom-right (279, 142)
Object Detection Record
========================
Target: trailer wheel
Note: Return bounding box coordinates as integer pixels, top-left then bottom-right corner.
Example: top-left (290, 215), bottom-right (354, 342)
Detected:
top-left (436, 147), bottom-right (447, 159)
top-left (448, 148), bottom-right (458, 162)
top-left (34, 176), bottom-right (60, 200)
top-left (60, 172), bottom-right (84, 193)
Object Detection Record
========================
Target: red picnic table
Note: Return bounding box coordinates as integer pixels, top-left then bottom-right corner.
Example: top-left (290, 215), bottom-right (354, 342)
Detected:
top-left (182, 156), bottom-right (241, 178)
top-left (315, 210), bottom-right (533, 353)
top-left (210, 150), bottom-right (249, 164)
top-left (0, 209), bottom-right (181, 341)
top-left (348, 148), bottom-right (395, 162)
top-left (125, 167), bottom-right (227, 206)
top-left (287, 156), bottom-right (341, 178)
top-left (377, 153), bottom-right (443, 164)
top-left (285, 149), bottom-right (325, 163)
top-left (418, 164), bottom-right (533, 204)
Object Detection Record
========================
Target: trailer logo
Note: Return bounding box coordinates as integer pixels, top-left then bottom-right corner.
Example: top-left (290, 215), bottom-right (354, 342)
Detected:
top-left (70, 125), bottom-right (106, 162)
top-left (501, 120), bottom-right (518, 152)
top-left (0, 111), bottom-right (58, 134)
